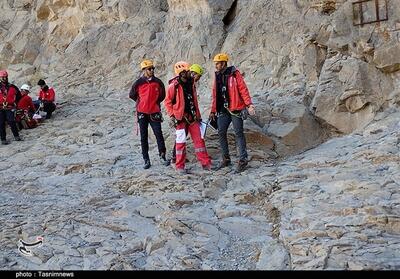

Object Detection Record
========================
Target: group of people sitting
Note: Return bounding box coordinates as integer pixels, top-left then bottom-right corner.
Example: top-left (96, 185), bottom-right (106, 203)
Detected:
top-left (129, 53), bottom-right (256, 173)
top-left (0, 70), bottom-right (56, 145)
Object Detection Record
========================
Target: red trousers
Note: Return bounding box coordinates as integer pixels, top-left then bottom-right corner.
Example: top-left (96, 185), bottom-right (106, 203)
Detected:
top-left (175, 121), bottom-right (211, 170)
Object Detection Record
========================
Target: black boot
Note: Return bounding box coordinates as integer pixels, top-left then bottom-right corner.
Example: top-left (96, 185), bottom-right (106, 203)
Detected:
top-left (235, 159), bottom-right (248, 173)
top-left (143, 159), bottom-right (151, 169)
top-left (213, 155), bottom-right (231, 170)
top-left (14, 136), bottom-right (23, 141)
top-left (160, 152), bottom-right (170, 166)
top-left (1, 140), bottom-right (9, 145)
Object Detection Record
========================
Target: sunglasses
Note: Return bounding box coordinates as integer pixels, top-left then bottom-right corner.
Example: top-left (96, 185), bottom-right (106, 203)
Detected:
top-left (146, 67), bottom-right (155, 71)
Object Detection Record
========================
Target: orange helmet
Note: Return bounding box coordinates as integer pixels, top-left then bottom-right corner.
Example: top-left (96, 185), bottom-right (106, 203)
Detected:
top-left (140, 59), bottom-right (154, 70)
top-left (0, 70), bottom-right (8, 77)
top-left (213, 53), bottom-right (229, 62)
top-left (174, 61), bottom-right (190, 76)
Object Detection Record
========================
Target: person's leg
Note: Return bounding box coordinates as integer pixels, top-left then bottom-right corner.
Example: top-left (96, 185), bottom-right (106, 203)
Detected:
top-left (149, 120), bottom-right (169, 166)
top-left (171, 142), bottom-right (177, 163)
top-left (175, 122), bottom-right (187, 170)
top-left (0, 110), bottom-right (7, 142)
top-left (138, 115), bottom-right (151, 168)
top-left (6, 110), bottom-right (20, 139)
top-left (231, 115), bottom-right (248, 172)
top-left (217, 113), bottom-right (232, 158)
top-left (214, 113), bottom-right (232, 169)
top-left (33, 100), bottom-right (41, 111)
top-left (188, 122), bottom-right (211, 168)
top-left (44, 103), bottom-right (55, 119)
top-left (149, 120), bottom-right (166, 155)
top-left (231, 116), bottom-right (248, 161)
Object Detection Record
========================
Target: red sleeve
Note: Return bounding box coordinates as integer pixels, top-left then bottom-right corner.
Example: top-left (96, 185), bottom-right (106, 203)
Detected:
top-left (235, 70), bottom-right (252, 106)
top-left (28, 97), bottom-right (35, 112)
top-left (38, 90), bottom-right (43, 100)
top-left (164, 83), bottom-right (176, 117)
top-left (6, 87), bottom-right (16, 104)
top-left (157, 81), bottom-right (166, 103)
top-left (211, 79), bottom-right (217, 113)
top-left (48, 88), bottom-right (55, 102)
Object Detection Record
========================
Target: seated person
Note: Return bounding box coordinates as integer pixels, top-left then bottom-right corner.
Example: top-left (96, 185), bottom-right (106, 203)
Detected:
top-left (33, 79), bottom-right (56, 119)
top-left (16, 84), bottom-right (37, 129)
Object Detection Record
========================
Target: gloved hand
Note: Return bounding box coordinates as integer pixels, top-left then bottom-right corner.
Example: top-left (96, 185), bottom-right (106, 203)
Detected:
top-left (39, 102), bottom-right (44, 109)
top-left (169, 116), bottom-right (178, 128)
top-left (209, 112), bottom-right (216, 121)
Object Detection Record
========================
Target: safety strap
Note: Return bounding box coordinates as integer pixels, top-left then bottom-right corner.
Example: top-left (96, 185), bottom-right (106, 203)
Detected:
top-left (135, 111), bottom-right (139, 136)
top-left (183, 115), bottom-right (197, 125)
top-left (223, 104), bottom-right (241, 118)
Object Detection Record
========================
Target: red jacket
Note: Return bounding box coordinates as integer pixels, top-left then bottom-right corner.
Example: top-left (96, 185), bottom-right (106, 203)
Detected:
top-left (211, 67), bottom-right (252, 113)
top-left (129, 77), bottom-right (165, 114)
top-left (165, 77), bottom-right (201, 121)
top-left (38, 87), bottom-right (55, 102)
top-left (17, 94), bottom-right (35, 113)
top-left (0, 83), bottom-right (17, 109)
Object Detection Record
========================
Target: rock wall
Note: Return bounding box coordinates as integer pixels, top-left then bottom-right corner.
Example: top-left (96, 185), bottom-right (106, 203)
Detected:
top-left (0, 0), bottom-right (400, 155)
top-left (1, 0), bottom-right (399, 156)
top-left (1, 0), bottom-right (400, 270)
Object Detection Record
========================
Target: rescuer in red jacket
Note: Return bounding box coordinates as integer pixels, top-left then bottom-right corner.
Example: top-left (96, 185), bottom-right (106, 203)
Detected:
top-left (0, 70), bottom-right (22, 144)
top-left (34, 79), bottom-right (56, 119)
top-left (16, 84), bottom-right (37, 129)
top-left (129, 59), bottom-right (169, 169)
top-left (17, 84), bottom-right (35, 115)
top-left (164, 61), bottom-right (211, 173)
top-left (209, 53), bottom-right (256, 173)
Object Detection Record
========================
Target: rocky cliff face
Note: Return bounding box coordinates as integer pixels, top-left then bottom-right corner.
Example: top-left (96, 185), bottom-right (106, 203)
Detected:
top-left (1, 0), bottom-right (400, 270)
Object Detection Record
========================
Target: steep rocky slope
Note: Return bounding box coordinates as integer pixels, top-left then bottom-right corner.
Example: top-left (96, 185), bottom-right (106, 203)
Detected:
top-left (1, 0), bottom-right (400, 270)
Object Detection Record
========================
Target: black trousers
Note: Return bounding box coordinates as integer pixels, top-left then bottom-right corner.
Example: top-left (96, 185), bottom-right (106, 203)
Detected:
top-left (0, 109), bottom-right (20, 140)
top-left (33, 101), bottom-right (56, 119)
top-left (138, 114), bottom-right (166, 161)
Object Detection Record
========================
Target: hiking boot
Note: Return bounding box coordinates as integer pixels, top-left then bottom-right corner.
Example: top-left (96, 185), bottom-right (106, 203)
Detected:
top-left (202, 165), bottom-right (212, 171)
top-left (235, 160), bottom-right (248, 173)
top-left (171, 157), bottom-right (176, 164)
top-left (176, 168), bottom-right (187, 175)
top-left (212, 156), bottom-right (231, 171)
top-left (1, 140), bottom-right (9, 145)
top-left (143, 159), bottom-right (151, 169)
top-left (160, 152), bottom-right (170, 166)
top-left (14, 136), bottom-right (23, 141)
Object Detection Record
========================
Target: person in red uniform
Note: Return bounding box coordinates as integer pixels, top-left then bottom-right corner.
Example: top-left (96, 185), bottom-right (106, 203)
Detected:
top-left (209, 53), bottom-right (256, 173)
top-left (0, 70), bottom-right (22, 144)
top-left (34, 79), bottom-right (56, 119)
top-left (16, 84), bottom-right (37, 129)
top-left (17, 84), bottom-right (35, 115)
top-left (129, 59), bottom-right (169, 169)
top-left (169, 63), bottom-right (205, 164)
top-left (164, 61), bottom-right (211, 173)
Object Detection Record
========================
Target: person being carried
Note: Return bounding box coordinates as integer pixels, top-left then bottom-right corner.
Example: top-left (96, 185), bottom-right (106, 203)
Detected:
top-left (129, 59), bottom-right (169, 169)
top-left (34, 79), bottom-right (56, 119)
top-left (164, 61), bottom-right (211, 173)
top-left (0, 70), bottom-right (22, 144)
top-left (209, 53), bottom-right (256, 173)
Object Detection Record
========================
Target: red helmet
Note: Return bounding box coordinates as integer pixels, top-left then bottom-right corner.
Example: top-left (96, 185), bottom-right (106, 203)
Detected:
top-left (0, 70), bottom-right (8, 78)
top-left (174, 61), bottom-right (190, 76)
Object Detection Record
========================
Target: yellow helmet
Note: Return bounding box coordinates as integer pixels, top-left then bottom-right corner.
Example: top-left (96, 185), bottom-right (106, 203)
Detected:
top-left (174, 61), bottom-right (190, 75)
top-left (140, 59), bottom-right (154, 70)
top-left (189, 64), bottom-right (204, 76)
top-left (213, 53), bottom-right (229, 62)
